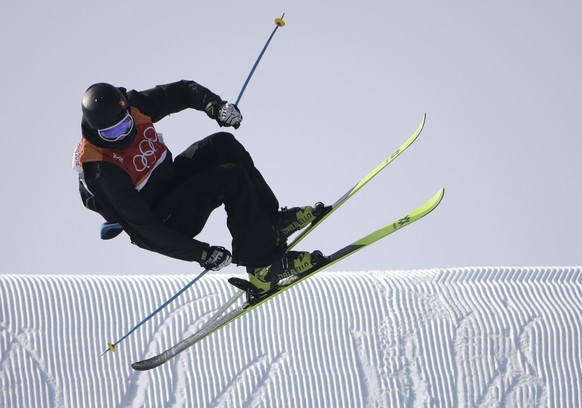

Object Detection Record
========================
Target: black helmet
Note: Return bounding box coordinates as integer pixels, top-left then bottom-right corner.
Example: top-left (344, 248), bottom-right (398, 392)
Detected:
top-left (82, 83), bottom-right (129, 129)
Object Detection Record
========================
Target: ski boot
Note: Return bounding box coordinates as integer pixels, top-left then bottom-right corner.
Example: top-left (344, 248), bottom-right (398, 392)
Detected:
top-left (229, 250), bottom-right (326, 304)
top-left (275, 203), bottom-right (331, 248)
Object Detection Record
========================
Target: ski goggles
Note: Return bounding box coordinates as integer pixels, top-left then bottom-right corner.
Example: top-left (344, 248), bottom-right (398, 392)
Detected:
top-left (98, 112), bottom-right (134, 142)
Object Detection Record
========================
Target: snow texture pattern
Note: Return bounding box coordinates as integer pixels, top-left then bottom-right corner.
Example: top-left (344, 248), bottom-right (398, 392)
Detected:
top-left (1, 267), bottom-right (581, 407)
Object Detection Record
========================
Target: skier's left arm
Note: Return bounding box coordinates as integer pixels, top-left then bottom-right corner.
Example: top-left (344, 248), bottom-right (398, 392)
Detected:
top-left (128, 80), bottom-right (242, 128)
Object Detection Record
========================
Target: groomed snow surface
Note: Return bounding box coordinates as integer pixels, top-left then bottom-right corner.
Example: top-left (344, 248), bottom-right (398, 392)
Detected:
top-left (1, 267), bottom-right (581, 407)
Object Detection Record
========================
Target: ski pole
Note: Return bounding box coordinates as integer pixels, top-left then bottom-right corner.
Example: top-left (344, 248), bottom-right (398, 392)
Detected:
top-left (235, 13), bottom-right (286, 106)
top-left (102, 268), bottom-right (210, 355)
top-left (102, 15), bottom-right (286, 356)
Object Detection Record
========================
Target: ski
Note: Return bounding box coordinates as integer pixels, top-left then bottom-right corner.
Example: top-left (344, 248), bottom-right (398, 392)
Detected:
top-left (131, 187), bottom-right (445, 371)
top-left (201, 114), bottom-right (428, 324)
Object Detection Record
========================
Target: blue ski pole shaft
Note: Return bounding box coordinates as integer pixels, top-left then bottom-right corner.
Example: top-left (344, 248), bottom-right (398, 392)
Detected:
top-left (235, 13), bottom-right (286, 106)
top-left (103, 269), bottom-right (210, 355)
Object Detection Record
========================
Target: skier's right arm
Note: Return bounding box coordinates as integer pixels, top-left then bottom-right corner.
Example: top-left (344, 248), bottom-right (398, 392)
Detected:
top-left (128, 80), bottom-right (222, 122)
top-left (127, 80), bottom-right (242, 128)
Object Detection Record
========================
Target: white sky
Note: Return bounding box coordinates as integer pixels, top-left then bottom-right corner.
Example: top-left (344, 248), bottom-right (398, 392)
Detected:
top-left (1, 0), bottom-right (580, 275)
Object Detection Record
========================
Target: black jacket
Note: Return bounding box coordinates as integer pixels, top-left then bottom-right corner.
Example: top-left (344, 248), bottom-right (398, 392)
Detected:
top-left (75, 80), bottom-right (223, 262)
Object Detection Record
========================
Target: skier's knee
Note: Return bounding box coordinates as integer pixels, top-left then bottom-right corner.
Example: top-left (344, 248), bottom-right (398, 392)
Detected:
top-left (210, 132), bottom-right (237, 147)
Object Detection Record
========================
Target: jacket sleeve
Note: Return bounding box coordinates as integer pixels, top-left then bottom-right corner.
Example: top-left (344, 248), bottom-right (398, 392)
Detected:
top-left (127, 80), bottom-right (223, 123)
top-left (83, 161), bottom-right (209, 262)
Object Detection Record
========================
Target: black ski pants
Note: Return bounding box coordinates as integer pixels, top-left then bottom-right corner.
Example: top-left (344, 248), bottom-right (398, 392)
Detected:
top-left (155, 132), bottom-right (279, 267)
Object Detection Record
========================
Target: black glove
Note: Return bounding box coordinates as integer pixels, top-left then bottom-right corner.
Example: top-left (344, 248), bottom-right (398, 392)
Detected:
top-left (206, 101), bottom-right (242, 129)
top-left (200, 246), bottom-right (232, 271)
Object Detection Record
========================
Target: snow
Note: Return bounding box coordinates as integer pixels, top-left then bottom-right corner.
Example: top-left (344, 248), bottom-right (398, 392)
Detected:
top-left (1, 267), bottom-right (581, 407)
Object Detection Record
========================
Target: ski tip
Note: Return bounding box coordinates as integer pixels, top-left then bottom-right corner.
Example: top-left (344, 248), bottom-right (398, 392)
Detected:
top-left (437, 187), bottom-right (445, 200)
top-left (426, 188), bottom-right (446, 213)
top-left (418, 113), bottom-right (427, 132)
top-left (131, 356), bottom-right (164, 371)
top-left (131, 362), bottom-right (146, 371)
top-left (429, 187), bottom-right (446, 207)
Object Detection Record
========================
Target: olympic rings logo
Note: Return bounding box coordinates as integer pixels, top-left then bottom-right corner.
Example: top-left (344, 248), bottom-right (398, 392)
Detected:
top-left (133, 126), bottom-right (161, 172)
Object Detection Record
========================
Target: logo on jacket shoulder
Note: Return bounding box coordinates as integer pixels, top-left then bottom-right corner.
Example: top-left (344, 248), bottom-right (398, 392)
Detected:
top-left (112, 153), bottom-right (124, 164)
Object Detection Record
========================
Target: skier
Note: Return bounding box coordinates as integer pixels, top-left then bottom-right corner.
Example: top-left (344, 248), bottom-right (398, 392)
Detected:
top-left (73, 80), bottom-right (321, 295)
